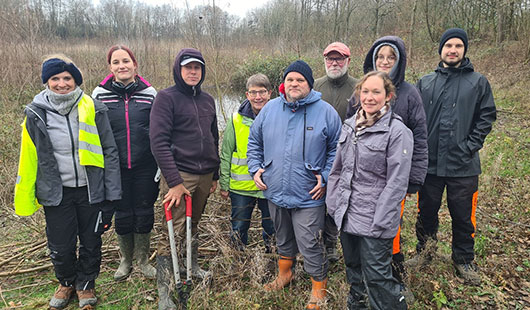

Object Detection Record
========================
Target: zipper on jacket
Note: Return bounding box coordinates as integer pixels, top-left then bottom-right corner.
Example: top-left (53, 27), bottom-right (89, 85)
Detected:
top-left (84, 166), bottom-right (92, 203)
top-left (192, 96), bottom-right (204, 171)
top-left (125, 95), bottom-right (132, 169)
top-left (65, 115), bottom-right (79, 187)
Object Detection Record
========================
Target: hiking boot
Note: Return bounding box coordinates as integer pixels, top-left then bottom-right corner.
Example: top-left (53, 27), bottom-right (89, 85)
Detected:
top-left (49, 284), bottom-right (74, 310)
top-left (325, 242), bottom-right (339, 263)
top-left (114, 233), bottom-right (134, 281)
top-left (346, 292), bottom-right (369, 310)
top-left (404, 254), bottom-right (431, 268)
top-left (264, 256), bottom-right (295, 291)
top-left (454, 262), bottom-right (481, 285)
top-left (305, 277), bottom-right (327, 310)
top-left (77, 289), bottom-right (97, 309)
top-left (135, 233), bottom-right (156, 279)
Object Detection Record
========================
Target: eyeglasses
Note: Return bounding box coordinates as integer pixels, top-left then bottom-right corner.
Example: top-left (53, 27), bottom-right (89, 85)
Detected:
top-left (247, 89), bottom-right (268, 97)
top-left (325, 56), bottom-right (347, 65)
top-left (376, 55), bottom-right (397, 62)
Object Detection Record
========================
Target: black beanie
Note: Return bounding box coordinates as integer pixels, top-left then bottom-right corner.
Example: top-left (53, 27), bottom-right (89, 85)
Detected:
top-left (438, 28), bottom-right (468, 56)
top-left (41, 58), bottom-right (83, 86)
top-left (283, 60), bottom-right (314, 89)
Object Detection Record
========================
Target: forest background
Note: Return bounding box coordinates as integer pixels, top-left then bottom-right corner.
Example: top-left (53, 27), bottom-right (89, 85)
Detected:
top-left (0, 0), bottom-right (529, 309)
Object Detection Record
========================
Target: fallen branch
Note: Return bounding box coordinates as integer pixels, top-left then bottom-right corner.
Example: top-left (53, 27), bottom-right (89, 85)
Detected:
top-left (0, 240), bottom-right (46, 268)
top-left (0, 263), bottom-right (53, 277)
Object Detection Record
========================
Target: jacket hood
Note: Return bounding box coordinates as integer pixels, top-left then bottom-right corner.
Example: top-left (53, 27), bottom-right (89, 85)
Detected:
top-left (363, 36), bottom-right (407, 87)
top-left (173, 48), bottom-right (206, 96)
top-left (435, 57), bottom-right (474, 74)
top-left (238, 99), bottom-right (257, 119)
top-left (280, 89), bottom-right (322, 111)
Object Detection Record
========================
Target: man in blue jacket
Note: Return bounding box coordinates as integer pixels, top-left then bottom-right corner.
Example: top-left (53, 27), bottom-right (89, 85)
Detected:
top-left (247, 60), bottom-right (341, 309)
top-left (412, 28), bottom-right (496, 286)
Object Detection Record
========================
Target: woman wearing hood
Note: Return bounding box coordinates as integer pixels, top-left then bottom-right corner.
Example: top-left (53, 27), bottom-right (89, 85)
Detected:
top-left (347, 36), bottom-right (428, 298)
top-left (92, 45), bottom-right (159, 282)
top-left (149, 48), bottom-right (219, 310)
top-left (14, 54), bottom-right (121, 310)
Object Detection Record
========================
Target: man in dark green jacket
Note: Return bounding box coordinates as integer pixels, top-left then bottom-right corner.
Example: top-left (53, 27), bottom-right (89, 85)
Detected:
top-left (413, 28), bottom-right (496, 285)
top-left (314, 42), bottom-right (357, 263)
top-left (314, 42), bottom-right (357, 121)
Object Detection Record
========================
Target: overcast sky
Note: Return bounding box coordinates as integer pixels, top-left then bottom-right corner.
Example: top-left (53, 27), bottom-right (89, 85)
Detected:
top-left (114, 0), bottom-right (271, 18)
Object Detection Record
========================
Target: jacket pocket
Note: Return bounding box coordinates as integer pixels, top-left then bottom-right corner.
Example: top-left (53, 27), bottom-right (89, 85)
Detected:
top-left (358, 140), bottom-right (386, 175)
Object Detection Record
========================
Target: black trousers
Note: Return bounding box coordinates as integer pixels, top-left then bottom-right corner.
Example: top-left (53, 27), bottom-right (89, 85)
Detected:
top-left (44, 187), bottom-right (102, 290)
top-left (115, 162), bottom-right (159, 235)
top-left (416, 174), bottom-right (479, 264)
top-left (341, 231), bottom-right (406, 310)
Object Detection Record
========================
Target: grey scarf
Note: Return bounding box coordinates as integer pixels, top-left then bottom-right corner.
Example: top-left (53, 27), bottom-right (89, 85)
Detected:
top-left (45, 86), bottom-right (83, 115)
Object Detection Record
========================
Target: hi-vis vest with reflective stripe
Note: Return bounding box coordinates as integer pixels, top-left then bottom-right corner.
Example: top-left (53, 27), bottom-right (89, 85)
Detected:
top-left (230, 112), bottom-right (259, 191)
top-left (14, 95), bottom-right (104, 216)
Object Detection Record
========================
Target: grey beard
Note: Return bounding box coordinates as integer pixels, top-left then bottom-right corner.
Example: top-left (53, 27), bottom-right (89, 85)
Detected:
top-left (45, 86), bottom-right (83, 115)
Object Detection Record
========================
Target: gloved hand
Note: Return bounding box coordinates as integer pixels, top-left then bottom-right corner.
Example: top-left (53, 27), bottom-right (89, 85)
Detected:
top-left (407, 183), bottom-right (421, 194)
top-left (94, 201), bottom-right (117, 233)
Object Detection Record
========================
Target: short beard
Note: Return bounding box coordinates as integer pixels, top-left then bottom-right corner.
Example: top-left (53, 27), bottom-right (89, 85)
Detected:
top-left (442, 58), bottom-right (462, 68)
top-left (325, 64), bottom-right (348, 79)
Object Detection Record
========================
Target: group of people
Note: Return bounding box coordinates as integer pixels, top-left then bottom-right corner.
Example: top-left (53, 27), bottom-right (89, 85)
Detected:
top-left (13, 27), bottom-right (496, 310)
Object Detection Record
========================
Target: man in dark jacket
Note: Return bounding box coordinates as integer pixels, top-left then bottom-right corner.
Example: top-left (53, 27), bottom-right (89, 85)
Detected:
top-left (314, 42), bottom-right (358, 263)
top-left (412, 28), bottom-right (496, 286)
top-left (150, 48), bottom-right (220, 309)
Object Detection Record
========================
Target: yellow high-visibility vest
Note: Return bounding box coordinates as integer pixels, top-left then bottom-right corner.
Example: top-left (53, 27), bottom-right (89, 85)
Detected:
top-left (229, 112), bottom-right (259, 191)
top-left (78, 95), bottom-right (104, 168)
top-left (14, 95), bottom-right (104, 216)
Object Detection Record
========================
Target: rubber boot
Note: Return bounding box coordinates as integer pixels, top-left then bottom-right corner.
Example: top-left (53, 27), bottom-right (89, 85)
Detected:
top-left (191, 237), bottom-right (211, 280)
top-left (134, 232), bottom-right (156, 278)
top-left (305, 277), bottom-right (327, 310)
top-left (114, 233), bottom-right (134, 281)
top-left (156, 256), bottom-right (177, 310)
top-left (264, 256), bottom-right (295, 291)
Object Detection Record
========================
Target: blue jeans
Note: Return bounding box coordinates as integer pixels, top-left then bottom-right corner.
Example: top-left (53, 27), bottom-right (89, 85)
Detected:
top-left (230, 192), bottom-right (275, 250)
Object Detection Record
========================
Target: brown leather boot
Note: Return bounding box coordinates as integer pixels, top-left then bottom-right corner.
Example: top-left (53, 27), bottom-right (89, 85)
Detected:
top-left (305, 277), bottom-right (328, 310)
top-left (49, 284), bottom-right (74, 310)
top-left (77, 289), bottom-right (97, 310)
top-left (264, 256), bottom-right (295, 291)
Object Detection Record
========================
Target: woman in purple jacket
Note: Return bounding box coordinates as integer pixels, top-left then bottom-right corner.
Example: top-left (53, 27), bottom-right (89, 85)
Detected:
top-left (327, 71), bottom-right (413, 310)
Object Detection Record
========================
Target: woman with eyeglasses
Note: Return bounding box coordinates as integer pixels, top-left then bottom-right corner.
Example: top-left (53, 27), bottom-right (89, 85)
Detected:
top-left (346, 36), bottom-right (428, 302)
top-left (92, 45), bottom-right (159, 281)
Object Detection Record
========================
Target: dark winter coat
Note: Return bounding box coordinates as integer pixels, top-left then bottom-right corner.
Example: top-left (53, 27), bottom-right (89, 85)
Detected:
top-left (346, 36), bottom-right (428, 192)
top-left (92, 75), bottom-right (157, 170)
top-left (149, 48), bottom-right (220, 188)
top-left (416, 58), bottom-right (496, 177)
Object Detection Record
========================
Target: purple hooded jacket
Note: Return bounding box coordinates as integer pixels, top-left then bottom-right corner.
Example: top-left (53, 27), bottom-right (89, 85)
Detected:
top-left (149, 48), bottom-right (220, 188)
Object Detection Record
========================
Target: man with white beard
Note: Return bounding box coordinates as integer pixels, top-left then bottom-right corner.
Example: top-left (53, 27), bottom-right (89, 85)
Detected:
top-left (314, 42), bottom-right (358, 263)
top-left (314, 42), bottom-right (358, 122)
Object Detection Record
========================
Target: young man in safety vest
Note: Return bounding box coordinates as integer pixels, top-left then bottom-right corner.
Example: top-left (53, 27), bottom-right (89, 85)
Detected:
top-left (220, 74), bottom-right (275, 252)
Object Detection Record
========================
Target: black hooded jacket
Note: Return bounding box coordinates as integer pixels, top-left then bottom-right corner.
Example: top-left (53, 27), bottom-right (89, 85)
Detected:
top-left (416, 58), bottom-right (496, 177)
top-left (150, 48), bottom-right (220, 187)
top-left (347, 36), bottom-right (428, 191)
top-left (92, 75), bottom-right (157, 170)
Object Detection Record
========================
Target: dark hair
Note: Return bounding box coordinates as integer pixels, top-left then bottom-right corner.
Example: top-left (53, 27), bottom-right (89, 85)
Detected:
top-left (107, 45), bottom-right (137, 66)
top-left (354, 71), bottom-right (395, 100)
top-left (246, 73), bottom-right (272, 90)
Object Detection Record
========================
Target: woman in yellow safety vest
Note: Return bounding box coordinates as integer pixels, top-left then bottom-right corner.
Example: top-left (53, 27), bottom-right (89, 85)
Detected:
top-left (14, 54), bottom-right (121, 310)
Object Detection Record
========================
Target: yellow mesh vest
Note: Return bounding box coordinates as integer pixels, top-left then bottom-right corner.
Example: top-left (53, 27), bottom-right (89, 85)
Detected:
top-left (229, 112), bottom-right (259, 191)
top-left (78, 95), bottom-right (104, 168)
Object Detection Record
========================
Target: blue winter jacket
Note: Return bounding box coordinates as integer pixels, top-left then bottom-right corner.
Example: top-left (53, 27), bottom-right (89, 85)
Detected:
top-left (247, 90), bottom-right (341, 209)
